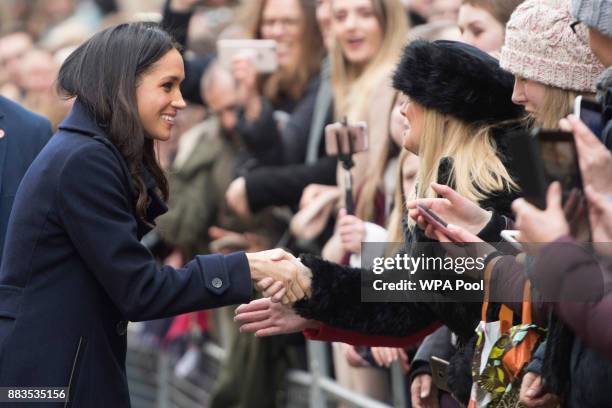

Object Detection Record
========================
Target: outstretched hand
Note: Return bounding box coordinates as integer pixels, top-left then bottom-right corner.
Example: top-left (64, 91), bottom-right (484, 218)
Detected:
top-left (234, 297), bottom-right (319, 337)
top-left (246, 249), bottom-right (312, 304)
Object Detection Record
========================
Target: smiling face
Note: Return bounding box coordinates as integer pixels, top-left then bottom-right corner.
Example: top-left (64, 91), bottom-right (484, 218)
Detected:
top-left (332, 0), bottom-right (383, 68)
top-left (261, 0), bottom-right (304, 69)
top-left (458, 4), bottom-right (505, 52)
top-left (511, 76), bottom-right (547, 119)
top-left (399, 95), bottom-right (425, 154)
top-left (136, 48), bottom-right (186, 142)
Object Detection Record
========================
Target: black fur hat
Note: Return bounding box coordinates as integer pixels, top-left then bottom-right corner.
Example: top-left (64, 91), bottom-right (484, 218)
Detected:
top-left (392, 40), bottom-right (525, 125)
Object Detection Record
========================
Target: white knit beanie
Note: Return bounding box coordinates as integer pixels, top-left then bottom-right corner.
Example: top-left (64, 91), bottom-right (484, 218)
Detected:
top-left (501, 0), bottom-right (604, 93)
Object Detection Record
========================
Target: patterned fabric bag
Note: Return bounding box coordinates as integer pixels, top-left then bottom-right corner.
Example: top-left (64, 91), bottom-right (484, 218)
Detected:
top-left (468, 260), bottom-right (546, 408)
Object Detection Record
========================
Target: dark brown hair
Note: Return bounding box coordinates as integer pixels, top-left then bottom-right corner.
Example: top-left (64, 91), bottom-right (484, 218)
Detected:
top-left (57, 22), bottom-right (175, 224)
top-left (244, 0), bottom-right (324, 104)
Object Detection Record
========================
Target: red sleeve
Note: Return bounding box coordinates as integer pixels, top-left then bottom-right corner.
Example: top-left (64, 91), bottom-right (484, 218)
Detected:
top-left (303, 322), bottom-right (442, 347)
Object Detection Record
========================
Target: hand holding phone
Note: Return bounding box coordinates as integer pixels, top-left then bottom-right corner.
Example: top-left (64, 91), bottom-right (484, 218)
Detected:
top-left (217, 39), bottom-right (278, 73)
top-left (416, 203), bottom-right (458, 241)
top-left (507, 129), bottom-right (583, 209)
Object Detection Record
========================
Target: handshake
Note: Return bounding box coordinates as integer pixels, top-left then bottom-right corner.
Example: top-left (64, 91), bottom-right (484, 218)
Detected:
top-left (245, 249), bottom-right (313, 304)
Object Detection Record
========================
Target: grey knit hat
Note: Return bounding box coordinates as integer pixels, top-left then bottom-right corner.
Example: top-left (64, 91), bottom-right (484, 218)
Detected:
top-left (571, 0), bottom-right (612, 37)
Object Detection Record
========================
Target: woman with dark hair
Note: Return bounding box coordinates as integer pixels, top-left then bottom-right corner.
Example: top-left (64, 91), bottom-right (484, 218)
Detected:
top-left (0, 22), bottom-right (307, 407)
top-left (225, 0), bottom-right (329, 216)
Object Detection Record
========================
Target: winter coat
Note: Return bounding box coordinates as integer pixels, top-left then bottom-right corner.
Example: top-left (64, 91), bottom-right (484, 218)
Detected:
top-left (528, 236), bottom-right (612, 408)
top-left (293, 158), bottom-right (517, 342)
top-left (0, 101), bottom-right (252, 407)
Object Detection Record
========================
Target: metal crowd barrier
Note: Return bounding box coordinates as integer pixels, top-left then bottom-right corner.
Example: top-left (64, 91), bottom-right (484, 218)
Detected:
top-left (127, 326), bottom-right (408, 408)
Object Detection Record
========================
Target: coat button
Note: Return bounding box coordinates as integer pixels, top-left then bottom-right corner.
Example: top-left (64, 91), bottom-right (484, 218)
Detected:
top-left (212, 277), bottom-right (223, 289)
top-left (116, 321), bottom-right (128, 336)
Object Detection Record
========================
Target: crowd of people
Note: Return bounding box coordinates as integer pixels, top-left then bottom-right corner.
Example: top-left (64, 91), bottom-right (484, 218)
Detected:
top-left (0, 0), bottom-right (611, 407)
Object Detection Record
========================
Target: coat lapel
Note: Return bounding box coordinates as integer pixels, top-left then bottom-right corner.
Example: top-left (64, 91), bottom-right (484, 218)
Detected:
top-left (61, 100), bottom-right (168, 236)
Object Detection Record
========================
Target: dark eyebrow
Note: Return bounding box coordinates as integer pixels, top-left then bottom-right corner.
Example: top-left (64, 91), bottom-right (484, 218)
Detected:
top-left (160, 75), bottom-right (183, 83)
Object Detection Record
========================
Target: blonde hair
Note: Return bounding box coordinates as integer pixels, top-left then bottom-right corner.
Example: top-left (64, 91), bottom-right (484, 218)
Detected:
top-left (355, 92), bottom-right (401, 222)
top-left (410, 108), bottom-right (517, 214)
top-left (331, 0), bottom-right (408, 122)
top-left (385, 149), bottom-right (418, 255)
top-left (533, 85), bottom-right (583, 128)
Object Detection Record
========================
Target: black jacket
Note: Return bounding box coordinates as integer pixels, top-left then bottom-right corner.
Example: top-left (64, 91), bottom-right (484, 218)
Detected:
top-left (244, 62), bottom-right (336, 212)
top-left (294, 158), bottom-right (517, 342)
top-left (0, 101), bottom-right (252, 407)
top-left (293, 158), bottom-right (517, 404)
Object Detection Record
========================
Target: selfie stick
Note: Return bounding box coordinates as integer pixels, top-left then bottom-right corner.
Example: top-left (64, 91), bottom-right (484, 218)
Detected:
top-left (337, 117), bottom-right (355, 214)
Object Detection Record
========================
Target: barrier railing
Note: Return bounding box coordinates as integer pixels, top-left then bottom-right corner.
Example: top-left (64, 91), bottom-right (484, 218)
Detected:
top-left (127, 326), bottom-right (408, 408)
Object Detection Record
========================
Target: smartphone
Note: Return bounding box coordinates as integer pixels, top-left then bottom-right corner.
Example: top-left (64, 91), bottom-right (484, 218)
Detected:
top-left (506, 129), bottom-right (550, 209)
top-left (430, 356), bottom-right (451, 393)
top-left (536, 129), bottom-right (583, 204)
top-left (416, 204), bottom-right (458, 240)
top-left (507, 129), bottom-right (582, 209)
top-left (324, 121), bottom-right (368, 156)
top-left (500, 230), bottom-right (523, 251)
top-left (574, 95), bottom-right (603, 140)
top-left (508, 129), bottom-right (590, 239)
top-left (217, 39), bottom-right (278, 73)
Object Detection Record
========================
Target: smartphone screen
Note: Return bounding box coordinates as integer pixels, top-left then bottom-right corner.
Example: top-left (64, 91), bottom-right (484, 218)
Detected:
top-left (537, 131), bottom-right (582, 204)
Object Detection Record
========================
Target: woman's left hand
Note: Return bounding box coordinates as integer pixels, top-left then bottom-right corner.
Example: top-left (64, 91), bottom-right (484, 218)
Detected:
top-left (234, 297), bottom-right (319, 337)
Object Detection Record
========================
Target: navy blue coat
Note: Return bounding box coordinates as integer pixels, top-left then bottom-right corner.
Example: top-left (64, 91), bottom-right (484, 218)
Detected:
top-left (0, 96), bottom-right (52, 264)
top-left (0, 101), bottom-right (252, 407)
